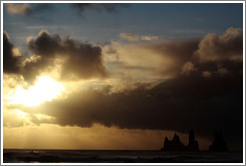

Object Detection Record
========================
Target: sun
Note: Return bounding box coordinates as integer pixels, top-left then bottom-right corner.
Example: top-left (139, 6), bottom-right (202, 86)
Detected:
top-left (7, 76), bottom-right (64, 107)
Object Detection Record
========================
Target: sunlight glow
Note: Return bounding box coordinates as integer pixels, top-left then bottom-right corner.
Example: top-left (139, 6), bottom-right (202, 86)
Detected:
top-left (14, 110), bottom-right (27, 119)
top-left (8, 76), bottom-right (64, 107)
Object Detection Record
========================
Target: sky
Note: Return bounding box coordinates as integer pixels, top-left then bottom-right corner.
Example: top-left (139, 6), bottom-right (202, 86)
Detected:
top-left (2, 2), bottom-right (244, 151)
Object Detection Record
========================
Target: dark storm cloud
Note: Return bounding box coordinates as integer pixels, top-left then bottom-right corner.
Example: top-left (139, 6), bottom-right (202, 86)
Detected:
top-left (3, 31), bottom-right (23, 74)
top-left (191, 28), bottom-right (243, 78)
top-left (146, 28), bottom-right (243, 78)
top-left (20, 71), bottom-right (243, 150)
top-left (195, 28), bottom-right (243, 63)
top-left (22, 55), bottom-right (52, 83)
top-left (27, 30), bottom-right (109, 82)
top-left (3, 31), bottom-right (109, 82)
top-left (72, 3), bottom-right (130, 13)
top-left (28, 31), bottom-right (62, 57)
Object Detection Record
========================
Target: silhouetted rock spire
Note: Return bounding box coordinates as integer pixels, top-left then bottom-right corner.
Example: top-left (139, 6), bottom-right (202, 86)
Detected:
top-left (209, 132), bottom-right (227, 152)
top-left (161, 133), bottom-right (186, 151)
top-left (187, 130), bottom-right (199, 152)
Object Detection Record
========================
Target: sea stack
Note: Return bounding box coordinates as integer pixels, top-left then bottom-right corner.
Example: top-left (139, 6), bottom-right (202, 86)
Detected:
top-left (209, 132), bottom-right (227, 152)
top-left (187, 130), bottom-right (199, 152)
top-left (161, 133), bottom-right (186, 151)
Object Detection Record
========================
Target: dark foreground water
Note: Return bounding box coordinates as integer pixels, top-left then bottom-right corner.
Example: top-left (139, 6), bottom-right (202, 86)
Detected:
top-left (3, 149), bottom-right (243, 163)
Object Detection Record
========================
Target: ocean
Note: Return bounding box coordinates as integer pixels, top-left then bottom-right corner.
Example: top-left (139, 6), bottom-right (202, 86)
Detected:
top-left (3, 149), bottom-right (243, 163)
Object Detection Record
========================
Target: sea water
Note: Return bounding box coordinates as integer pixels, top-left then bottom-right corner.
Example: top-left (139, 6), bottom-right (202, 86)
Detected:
top-left (3, 149), bottom-right (243, 163)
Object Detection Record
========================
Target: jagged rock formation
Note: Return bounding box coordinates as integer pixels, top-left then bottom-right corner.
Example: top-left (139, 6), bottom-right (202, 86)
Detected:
top-left (187, 130), bottom-right (199, 152)
top-left (161, 130), bottom-right (199, 152)
top-left (161, 133), bottom-right (186, 151)
top-left (209, 132), bottom-right (227, 152)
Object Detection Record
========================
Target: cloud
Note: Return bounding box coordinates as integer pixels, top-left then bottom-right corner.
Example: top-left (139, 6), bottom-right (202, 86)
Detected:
top-left (110, 38), bottom-right (200, 80)
top-left (3, 31), bottom-right (23, 74)
top-left (119, 33), bottom-right (159, 41)
top-left (4, 28), bottom-right (242, 84)
top-left (216, 67), bottom-right (229, 75)
top-left (105, 28), bottom-right (242, 88)
top-left (5, 3), bottom-right (53, 15)
top-left (181, 61), bottom-right (197, 75)
top-left (141, 35), bottom-right (158, 41)
top-left (72, 3), bottom-right (130, 13)
top-left (27, 30), bottom-right (109, 81)
top-left (18, 71), bottom-right (243, 150)
top-left (5, 3), bottom-right (30, 15)
top-left (5, 3), bottom-right (127, 17)
top-left (144, 28), bottom-right (243, 78)
top-left (195, 27), bottom-right (243, 63)
top-left (202, 71), bottom-right (212, 78)
top-left (145, 39), bottom-right (199, 77)
top-left (3, 30), bottom-right (109, 83)
top-left (119, 33), bottom-right (139, 41)
top-left (3, 109), bottom-right (26, 127)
